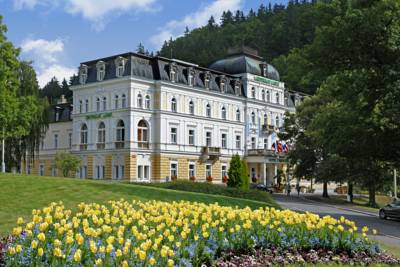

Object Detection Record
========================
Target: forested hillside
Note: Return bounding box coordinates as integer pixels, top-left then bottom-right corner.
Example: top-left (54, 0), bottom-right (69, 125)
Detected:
top-left (159, 0), bottom-right (338, 94)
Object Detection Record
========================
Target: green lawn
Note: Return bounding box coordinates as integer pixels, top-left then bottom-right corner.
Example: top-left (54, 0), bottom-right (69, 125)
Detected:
top-left (0, 173), bottom-right (277, 236)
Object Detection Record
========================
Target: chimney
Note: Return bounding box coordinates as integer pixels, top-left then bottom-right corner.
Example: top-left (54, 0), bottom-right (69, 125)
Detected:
top-left (58, 95), bottom-right (67, 104)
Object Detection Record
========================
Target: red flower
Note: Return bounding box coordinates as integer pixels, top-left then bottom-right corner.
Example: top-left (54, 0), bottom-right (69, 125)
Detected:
top-left (222, 175), bottom-right (228, 183)
top-left (206, 175), bottom-right (213, 182)
top-left (190, 176), bottom-right (196, 182)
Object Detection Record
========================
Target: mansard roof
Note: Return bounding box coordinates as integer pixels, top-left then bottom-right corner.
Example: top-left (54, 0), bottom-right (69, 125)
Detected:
top-left (48, 103), bottom-right (73, 123)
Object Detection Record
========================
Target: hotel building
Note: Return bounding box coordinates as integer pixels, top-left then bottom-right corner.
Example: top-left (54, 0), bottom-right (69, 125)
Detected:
top-left (25, 47), bottom-right (305, 185)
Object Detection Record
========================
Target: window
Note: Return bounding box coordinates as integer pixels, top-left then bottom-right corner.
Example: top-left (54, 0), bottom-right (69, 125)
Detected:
top-left (121, 94), bottom-right (127, 108)
top-left (251, 168), bottom-right (256, 179)
top-left (221, 133), bottom-right (227, 149)
top-left (261, 90), bottom-right (265, 101)
top-left (189, 100), bottom-right (194, 115)
top-left (54, 134), bottom-right (58, 149)
top-left (264, 113), bottom-right (268, 125)
top-left (114, 165), bottom-right (125, 180)
top-left (170, 162), bottom-right (177, 179)
top-left (251, 137), bottom-right (256, 149)
top-left (96, 97), bottom-right (100, 112)
top-left (221, 106), bottom-right (226, 120)
top-left (188, 129), bottom-right (195, 145)
top-left (220, 79), bottom-right (226, 92)
top-left (204, 74), bottom-right (210, 89)
top-left (236, 109), bottom-right (240, 122)
top-left (116, 58), bottom-right (125, 77)
top-left (55, 111), bottom-right (60, 122)
top-left (68, 132), bottom-right (72, 148)
top-left (145, 95), bottom-right (150, 109)
top-left (114, 95), bottom-right (119, 109)
top-left (138, 165), bottom-right (150, 181)
top-left (137, 120), bottom-right (148, 148)
top-left (170, 127), bottom-right (177, 144)
top-left (80, 124), bottom-right (88, 145)
top-left (206, 164), bottom-right (212, 178)
top-left (79, 100), bottom-right (83, 113)
top-left (235, 135), bottom-right (241, 149)
top-left (205, 131), bottom-right (212, 147)
top-left (97, 122), bottom-right (106, 147)
top-left (85, 99), bottom-right (89, 112)
top-left (206, 103), bottom-right (211, 118)
top-left (79, 65), bottom-right (88, 84)
top-left (80, 166), bottom-right (87, 179)
top-left (264, 138), bottom-right (268, 149)
top-left (251, 112), bottom-right (256, 124)
top-left (275, 115), bottom-right (280, 127)
top-left (171, 97), bottom-right (177, 112)
top-left (170, 66), bottom-right (176, 82)
top-left (116, 120), bottom-right (125, 142)
top-left (95, 165), bottom-right (105, 179)
top-left (137, 94), bottom-right (143, 108)
top-left (102, 97), bottom-right (107, 111)
top-left (221, 165), bottom-right (227, 178)
top-left (189, 163), bottom-right (195, 178)
top-left (276, 92), bottom-right (280, 104)
top-left (251, 87), bottom-right (256, 98)
top-left (266, 90), bottom-right (270, 102)
top-left (188, 69), bottom-right (194, 86)
top-left (97, 61), bottom-right (105, 81)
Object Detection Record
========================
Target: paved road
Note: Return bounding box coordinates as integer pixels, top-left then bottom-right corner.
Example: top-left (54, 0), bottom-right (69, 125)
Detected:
top-left (273, 194), bottom-right (400, 246)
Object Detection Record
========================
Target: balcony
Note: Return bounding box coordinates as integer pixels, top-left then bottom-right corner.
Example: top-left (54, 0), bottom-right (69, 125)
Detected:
top-left (79, 144), bottom-right (87, 151)
top-left (262, 124), bottom-right (275, 134)
top-left (200, 146), bottom-right (221, 162)
top-left (115, 141), bottom-right (125, 149)
top-left (247, 149), bottom-right (278, 157)
top-left (96, 143), bottom-right (105, 150)
top-left (137, 141), bottom-right (149, 149)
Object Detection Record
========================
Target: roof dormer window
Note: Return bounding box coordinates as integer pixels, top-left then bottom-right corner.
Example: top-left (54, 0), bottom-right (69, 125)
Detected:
top-left (260, 63), bottom-right (267, 77)
top-left (234, 80), bottom-right (241, 95)
top-left (219, 76), bottom-right (226, 93)
top-left (115, 56), bottom-right (126, 77)
top-left (169, 63), bottom-right (177, 83)
top-left (187, 67), bottom-right (195, 86)
top-left (79, 64), bottom-right (88, 85)
top-left (96, 61), bottom-right (106, 81)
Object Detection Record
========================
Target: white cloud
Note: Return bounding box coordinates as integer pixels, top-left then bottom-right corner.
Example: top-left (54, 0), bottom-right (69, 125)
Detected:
top-left (150, 0), bottom-right (242, 48)
top-left (13, 0), bottom-right (157, 31)
top-left (20, 38), bottom-right (76, 87)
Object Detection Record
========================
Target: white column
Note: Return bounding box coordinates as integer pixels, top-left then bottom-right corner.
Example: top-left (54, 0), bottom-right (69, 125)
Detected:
top-left (263, 162), bottom-right (267, 186)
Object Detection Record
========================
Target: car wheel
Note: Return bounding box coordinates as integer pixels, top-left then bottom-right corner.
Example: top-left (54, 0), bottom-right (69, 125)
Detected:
top-left (379, 209), bottom-right (387, 220)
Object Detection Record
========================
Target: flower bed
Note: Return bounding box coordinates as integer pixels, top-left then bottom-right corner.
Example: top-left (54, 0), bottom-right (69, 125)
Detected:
top-left (3, 200), bottom-right (396, 266)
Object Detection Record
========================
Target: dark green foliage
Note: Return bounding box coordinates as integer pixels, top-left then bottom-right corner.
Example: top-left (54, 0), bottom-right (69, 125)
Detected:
top-left (145, 180), bottom-right (278, 208)
top-left (240, 160), bottom-right (249, 189)
top-left (227, 154), bottom-right (242, 188)
top-left (39, 77), bottom-right (72, 104)
top-left (54, 152), bottom-right (81, 177)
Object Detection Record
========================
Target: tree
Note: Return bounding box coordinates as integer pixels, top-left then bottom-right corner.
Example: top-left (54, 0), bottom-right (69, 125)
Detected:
top-left (54, 152), bottom-right (81, 177)
top-left (240, 160), bottom-right (249, 189)
top-left (227, 154), bottom-right (242, 188)
top-left (136, 43), bottom-right (145, 54)
top-left (40, 77), bottom-right (62, 104)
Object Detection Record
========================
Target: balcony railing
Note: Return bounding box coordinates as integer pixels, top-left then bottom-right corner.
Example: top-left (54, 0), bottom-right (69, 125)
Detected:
top-left (200, 146), bottom-right (221, 162)
top-left (247, 149), bottom-right (279, 157)
top-left (96, 143), bottom-right (105, 150)
top-left (115, 141), bottom-right (125, 149)
top-left (137, 141), bottom-right (149, 149)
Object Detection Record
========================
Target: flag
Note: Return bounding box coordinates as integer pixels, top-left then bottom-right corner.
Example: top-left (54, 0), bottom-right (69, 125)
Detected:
top-left (271, 142), bottom-right (276, 151)
top-left (277, 142), bottom-right (283, 153)
top-left (284, 143), bottom-right (289, 153)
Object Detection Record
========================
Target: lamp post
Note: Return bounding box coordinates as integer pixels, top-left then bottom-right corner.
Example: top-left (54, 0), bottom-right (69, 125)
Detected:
top-left (394, 169), bottom-right (398, 200)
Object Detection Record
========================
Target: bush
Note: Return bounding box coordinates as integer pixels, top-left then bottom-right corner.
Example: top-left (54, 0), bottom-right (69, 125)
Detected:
top-left (240, 160), bottom-right (249, 189)
top-left (54, 152), bottom-right (81, 177)
top-left (227, 154), bottom-right (242, 188)
top-left (146, 180), bottom-right (278, 207)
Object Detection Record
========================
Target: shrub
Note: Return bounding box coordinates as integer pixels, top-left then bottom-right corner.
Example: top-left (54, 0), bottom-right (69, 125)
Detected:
top-left (54, 152), bottom-right (81, 177)
top-left (240, 160), bottom-right (249, 189)
top-left (227, 154), bottom-right (242, 188)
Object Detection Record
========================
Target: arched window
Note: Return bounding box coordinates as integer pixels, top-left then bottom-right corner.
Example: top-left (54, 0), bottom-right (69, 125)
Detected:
top-left (251, 112), bottom-right (256, 124)
top-left (221, 106), bottom-right (226, 120)
top-left (171, 97), bottom-right (177, 112)
top-left (261, 90), bottom-right (265, 101)
top-left (96, 97), bottom-right (100, 112)
top-left (137, 120), bottom-right (149, 148)
top-left (102, 97), bottom-right (107, 111)
top-left (264, 113), bottom-right (268, 125)
top-left (79, 100), bottom-right (83, 113)
top-left (116, 120), bottom-right (125, 148)
top-left (275, 115), bottom-right (280, 127)
top-left (97, 122), bottom-right (105, 149)
top-left (189, 100), bottom-right (194, 115)
top-left (236, 109), bottom-right (240, 122)
top-left (137, 94), bottom-right (143, 108)
top-left (85, 99), bottom-right (89, 112)
top-left (114, 95), bottom-right (119, 109)
top-left (121, 94), bottom-right (127, 108)
top-left (80, 124), bottom-right (88, 150)
top-left (206, 103), bottom-right (211, 118)
top-left (117, 61), bottom-right (124, 77)
top-left (251, 87), bottom-right (256, 98)
top-left (266, 90), bottom-right (270, 102)
top-left (276, 92), bottom-right (280, 104)
top-left (145, 95), bottom-right (150, 109)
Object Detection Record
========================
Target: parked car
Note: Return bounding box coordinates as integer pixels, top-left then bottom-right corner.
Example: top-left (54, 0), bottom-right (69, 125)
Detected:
top-left (252, 184), bottom-right (274, 194)
top-left (379, 200), bottom-right (400, 220)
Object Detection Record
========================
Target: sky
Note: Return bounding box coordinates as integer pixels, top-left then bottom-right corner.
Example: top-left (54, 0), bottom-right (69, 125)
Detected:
top-left (1, 0), bottom-right (288, 87)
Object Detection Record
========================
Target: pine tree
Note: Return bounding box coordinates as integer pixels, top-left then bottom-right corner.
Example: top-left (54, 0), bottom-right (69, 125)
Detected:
top-left (240, 160), bottom-right (249, 189)
top-left (227, 154), bottom-right (242, 188)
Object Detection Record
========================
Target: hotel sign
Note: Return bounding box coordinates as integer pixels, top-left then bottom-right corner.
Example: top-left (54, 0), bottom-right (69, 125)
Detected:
top-left (254, 76), bottom-right (281, 87)
top-left (86, 112), bottom-right (112, 120)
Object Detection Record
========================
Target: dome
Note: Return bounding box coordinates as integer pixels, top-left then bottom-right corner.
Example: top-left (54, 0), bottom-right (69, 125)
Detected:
top-left (209, 47), bottom-right (280, 81)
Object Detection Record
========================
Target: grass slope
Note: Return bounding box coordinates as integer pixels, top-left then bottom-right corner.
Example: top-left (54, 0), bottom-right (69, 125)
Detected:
top-left (0, 173), bottom-right (277, 236)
